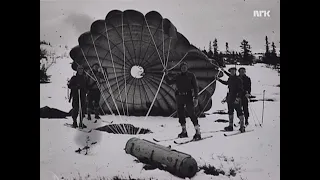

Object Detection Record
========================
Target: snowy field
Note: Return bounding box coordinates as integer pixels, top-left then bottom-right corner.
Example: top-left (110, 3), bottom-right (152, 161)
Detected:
top-left (40, 58), bottom-right (280, 180)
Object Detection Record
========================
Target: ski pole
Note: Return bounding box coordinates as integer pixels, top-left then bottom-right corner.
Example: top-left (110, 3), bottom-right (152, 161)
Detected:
top-left (67, 78), bottom-right (70, 101)
top-left (78, 89), bottom-right (83, 128)
top-left (262, 90), bottom-right (265, 125)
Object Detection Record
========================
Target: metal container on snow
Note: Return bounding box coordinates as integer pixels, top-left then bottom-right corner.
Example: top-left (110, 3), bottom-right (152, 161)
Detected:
top-left (124, 137), bottom-right (198, 178)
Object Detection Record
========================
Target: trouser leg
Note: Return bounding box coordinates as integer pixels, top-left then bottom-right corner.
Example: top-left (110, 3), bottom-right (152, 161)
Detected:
top-left (242, 97), bottom-right (249, 123)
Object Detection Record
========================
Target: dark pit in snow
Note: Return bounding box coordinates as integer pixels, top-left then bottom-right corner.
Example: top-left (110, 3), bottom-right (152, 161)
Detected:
top-left (95, 123), bottom-right (152, 134)
top-left (211, 110), bottom-right (228, 115)
top-left (250, 98), bottom-right (275, 102)
top-left (215, 119), bottom-right (229, 123)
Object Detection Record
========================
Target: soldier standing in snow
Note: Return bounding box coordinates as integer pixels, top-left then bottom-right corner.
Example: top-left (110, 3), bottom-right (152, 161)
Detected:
top-left (221, 67), bottom-right (252, 126)
top-left (164, 62), bottom-right (201, 141)
top-left (218, 67), bottom-right (246, 132)
top-left (238, 67), bottom-right (251, 126)
top-left (86, 64), bottom-right (103, 120)
top-left (68, 65), bottom-right (88, 128)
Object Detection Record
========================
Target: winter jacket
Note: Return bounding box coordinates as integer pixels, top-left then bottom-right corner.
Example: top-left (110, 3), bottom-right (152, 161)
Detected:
top-left (164, 71), bottom-right (199, 98)
top-left (68, 73), bottom-right (88, 100)
top-left (223, 69), bottom-right (251, 95)
top-left (218, 75), bottom-right (244, 103)
top-left (239, 75), bottom-right (251, 94)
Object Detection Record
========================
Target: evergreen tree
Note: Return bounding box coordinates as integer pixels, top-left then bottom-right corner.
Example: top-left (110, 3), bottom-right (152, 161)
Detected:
top-left (225, 42), bottom-right (230, 63)
top-left (270, 42), bottom-right (279, 67)
top-left (271, 42), bottom-right (277, 55)
top-left (263, 36), bottom-right (271, 64)
top-left (240, 39), bottom-right (254, 65)
top-left (207, 41), bottom-right (213, 58)
top-left (218, 51), bottom-right (225, 67)
top-left (212, 38), bottom-right (220, 64)
top-left (231, 51), bottom-right (236, 64)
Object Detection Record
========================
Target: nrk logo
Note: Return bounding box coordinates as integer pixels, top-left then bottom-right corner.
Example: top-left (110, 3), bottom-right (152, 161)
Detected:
top-left (253, 10), bottom-right (271, 17)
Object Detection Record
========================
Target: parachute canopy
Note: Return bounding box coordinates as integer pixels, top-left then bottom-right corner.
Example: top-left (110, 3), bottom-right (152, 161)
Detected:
top-left (69, 9), bottom-right (221, 117)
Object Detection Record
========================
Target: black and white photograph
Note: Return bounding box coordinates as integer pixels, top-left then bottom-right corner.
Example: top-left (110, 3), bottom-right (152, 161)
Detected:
top-left (40, 0), bottom-right (280, 179)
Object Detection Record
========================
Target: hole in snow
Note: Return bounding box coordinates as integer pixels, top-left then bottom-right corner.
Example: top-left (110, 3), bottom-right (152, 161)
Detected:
top-left (199, 165), bottom-right (226, 176)
top-left (95, 123), bottom-right (152, 134)
top-left (130, 65), bottom-right (144, 79)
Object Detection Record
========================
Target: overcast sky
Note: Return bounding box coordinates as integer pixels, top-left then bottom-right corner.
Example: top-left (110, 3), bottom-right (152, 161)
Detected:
top-left (40, 0), bottom-right (280, 53)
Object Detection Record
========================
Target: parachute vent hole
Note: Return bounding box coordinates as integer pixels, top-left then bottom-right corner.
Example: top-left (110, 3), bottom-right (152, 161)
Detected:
top-left (96, 123), bottom-right (152, 135)
top-left (131, 65), bottom-right (144, 79)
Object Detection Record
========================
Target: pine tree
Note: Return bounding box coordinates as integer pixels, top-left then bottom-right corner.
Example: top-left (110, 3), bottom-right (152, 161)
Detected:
top-left (240, 39), bottom-right (254, 65)
top-left (270, 42), bottom-right (278, 67)
top-left (212, 38), bottom-right (220, 64)
top-left (218, 51), bottom-right (225, 67)
top-left (207, 41), bottom-right (214, 58)
top-left (264, 36), bottom-right (271, 64)
top-left (225, 42), bottom-right (230, 63)
top-left (231, 51), bottom-right (236, 64)
top-left (265, 36), bottom-right (270, 55)
top-left (271, 42), bottom-right (277, 55)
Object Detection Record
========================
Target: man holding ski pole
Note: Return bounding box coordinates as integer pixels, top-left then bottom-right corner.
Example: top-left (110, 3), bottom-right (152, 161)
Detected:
top-left (68, 65), bottom-right (88, 128)
top-left (217, 67), bottom-right (246, 133)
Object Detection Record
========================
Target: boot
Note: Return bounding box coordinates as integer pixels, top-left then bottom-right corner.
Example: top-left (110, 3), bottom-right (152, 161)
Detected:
top-left (72, 119), bottom-right (78, 128)
top-left (245, 117), bottom-right (249, 126)
top-left (239, 115), bottom-right (246, 133)
top-left (193, 133), bottom-right (201, 141)
top-left (79, 122), bottom-right (87, 129)
top-left (225, 115), bottom-right (234, 131)
top-left (239, 126), bottom-right (245, 133)
top-left (178, 131), bottom-right (188, 138)
top-left (224, 125), bottom-right (233, 131)
top-left (178, 124), bottom-right (188, 138)
top-left (193, 125), bottom-right (201, 141)
top-left (94, 108), bottom-right (101, 119)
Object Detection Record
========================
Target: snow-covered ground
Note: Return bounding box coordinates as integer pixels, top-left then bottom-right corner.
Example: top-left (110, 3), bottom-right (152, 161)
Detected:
top-left (40, 59), bottom-right (280, 180)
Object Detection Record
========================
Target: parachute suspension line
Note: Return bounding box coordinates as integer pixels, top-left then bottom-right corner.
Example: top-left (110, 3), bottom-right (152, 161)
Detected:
top-left (162, 20), bottom-right (165, 67)
top-left (167, 51), bottom-right (189, 71)
top-left (122, 13), bottom-right (129, 117)
top-left (136, 72), bottom-right (166, 135)
top-left (80, 48), bottom-right (114, 116)
top-left (143, 16), bottom-right (165, 69)
top-left (165, 38), bottom-right (172, 67)
top-left (105, 26), bottom-right (126, 117)
top-left (168, 71), bottom-right (221, 118)
top-left (196, 69), bottom-right (222, 118)
top-left (90, 35), bottom-right (127, 134)
top-left (80, 48), bottom-right (121, 134)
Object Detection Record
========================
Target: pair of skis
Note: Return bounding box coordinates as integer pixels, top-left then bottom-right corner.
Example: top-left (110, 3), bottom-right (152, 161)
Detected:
top-left (64, 123), bottom-right (93, 133)
top-left (153, 129), bottom-right (254, 145)
top-left (152, 129), bottom-right (224, 143)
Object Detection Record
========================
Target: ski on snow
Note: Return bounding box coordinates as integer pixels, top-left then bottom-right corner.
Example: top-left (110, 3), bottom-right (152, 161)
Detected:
top-left (153, 130), bottom-right (225, 142)
top-left (153, 137), bottom-right (180, 142)
top-left (223, 129), bottom-right (254, 137)
top-left (173, 135), bottom-right (215, 145)
top-left (64, 123), bottom-right (93, 133)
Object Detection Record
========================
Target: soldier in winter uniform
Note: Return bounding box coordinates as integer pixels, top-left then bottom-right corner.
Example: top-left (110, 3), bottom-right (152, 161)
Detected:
top-left (68, 65), bottom-right (88, 128)
top-left (238, 67), bottom-right (251, 126)
top-left (164, 62), bottom-right (201, 141)
top-left (221, 67), bottom-right (252, 126)
top-left (218, 67), bottom-right (246, 132)
top-left (86, 64), bottom-right (104, 120)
